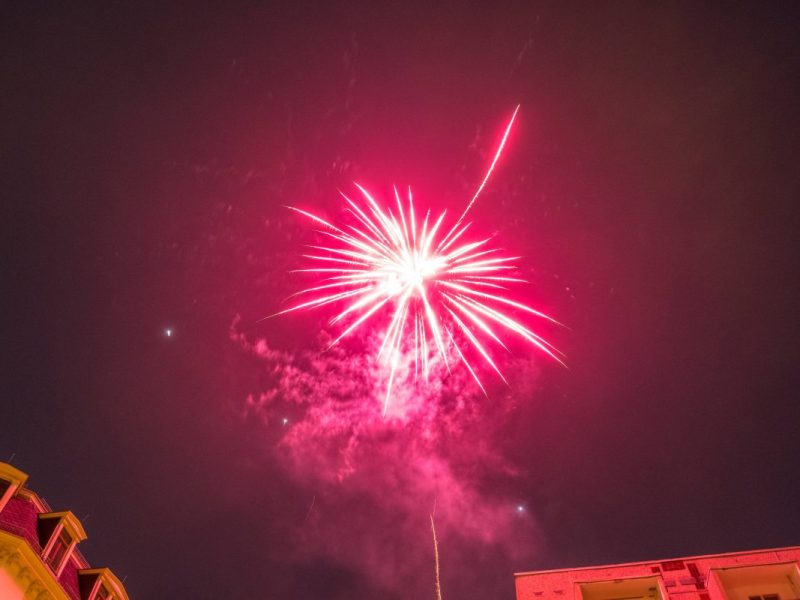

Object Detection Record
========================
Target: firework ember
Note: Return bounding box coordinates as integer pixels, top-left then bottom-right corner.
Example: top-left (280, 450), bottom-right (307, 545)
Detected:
top-left (277, 106), bottom-right (562, 414)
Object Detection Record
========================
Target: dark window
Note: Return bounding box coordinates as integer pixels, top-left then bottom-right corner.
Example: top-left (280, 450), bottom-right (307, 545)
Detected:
top-left (95, 585), bottom-right (111, 600)
top-left (45, 529), bottom-right (72, 571)
top-left (764, 595), bottom-right (780, 600)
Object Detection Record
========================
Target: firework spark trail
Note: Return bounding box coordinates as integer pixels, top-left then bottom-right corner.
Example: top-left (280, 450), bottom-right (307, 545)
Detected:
top-left (277, 106), bottom-right (562, 414)
top-left (438, 104), bottom-right (520, 251)
top-left (431, 514), bottom-right (443, 600)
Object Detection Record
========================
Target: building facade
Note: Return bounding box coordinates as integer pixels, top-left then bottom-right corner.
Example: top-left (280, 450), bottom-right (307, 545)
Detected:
top-left (516, 547), bottom-right (800, 600)
top-left (0, 462), bottom-right (129, 600)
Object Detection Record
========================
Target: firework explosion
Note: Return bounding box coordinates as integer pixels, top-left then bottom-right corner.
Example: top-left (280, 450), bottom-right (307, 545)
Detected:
top-left (276, 106), bottom-right (562, 414)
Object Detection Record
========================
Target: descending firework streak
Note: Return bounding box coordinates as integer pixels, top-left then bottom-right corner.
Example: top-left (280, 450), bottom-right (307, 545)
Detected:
top-left (277, 106), bottom-right (563, 414)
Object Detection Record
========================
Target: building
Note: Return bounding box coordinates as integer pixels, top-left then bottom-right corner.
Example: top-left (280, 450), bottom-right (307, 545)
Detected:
top-left (0, 461), bottom-right (129, 600)
top-left (516, 547), bottom-right (800, 600)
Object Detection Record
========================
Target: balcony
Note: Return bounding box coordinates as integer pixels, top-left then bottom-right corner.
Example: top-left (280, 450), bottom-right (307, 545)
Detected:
top-left (708, 562), bottom-right (800, 600)
top-left (579, 576), bottom-right (666, 600)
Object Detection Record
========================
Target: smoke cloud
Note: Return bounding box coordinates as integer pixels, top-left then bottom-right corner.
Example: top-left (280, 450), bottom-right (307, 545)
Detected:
top-left (231, 317), bottom-right (544, 598)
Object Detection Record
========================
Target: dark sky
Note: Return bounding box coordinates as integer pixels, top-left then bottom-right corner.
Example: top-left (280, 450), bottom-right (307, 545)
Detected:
top-left (4, 3), bottom-right (800, 599)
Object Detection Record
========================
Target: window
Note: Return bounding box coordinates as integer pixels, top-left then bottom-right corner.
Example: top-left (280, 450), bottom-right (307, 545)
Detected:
top-left (0, 462), bottom-right (29, 512)
top-left (749, 595), bottom-right (780, 600)
top-left (38, 511), bottom-right (86, 577)
top-left (79, 568), bottom-right (129, 600)
top-left (45, 528), bottom-right (73, 572)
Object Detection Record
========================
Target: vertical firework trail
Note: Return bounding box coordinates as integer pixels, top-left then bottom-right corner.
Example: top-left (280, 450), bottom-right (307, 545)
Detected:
top-left (277, 105), bottom-right (562, 414)
top-left (431, 514), bottom-right (443, 600)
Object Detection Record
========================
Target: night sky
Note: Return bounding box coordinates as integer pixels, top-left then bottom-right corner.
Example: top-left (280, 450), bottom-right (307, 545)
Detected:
top-left (4, 3), bottom-right (800, 599)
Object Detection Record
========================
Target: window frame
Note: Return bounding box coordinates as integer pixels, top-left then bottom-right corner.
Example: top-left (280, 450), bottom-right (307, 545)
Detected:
top-left (0, 462), bottom-right (29, 513)
top-left (39, 511), bottom-right (87, 578)
top-left (80, 568), bottom-right (130, 600)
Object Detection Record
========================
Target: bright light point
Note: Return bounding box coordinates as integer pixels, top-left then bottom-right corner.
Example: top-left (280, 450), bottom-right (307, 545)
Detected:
top-left (380, 274), bottom-right (403, 296)
top-left (517, 505), bottom-right (524, 513)
top-left (164, 328), bottom-right (173, 337)
top-left (282, 417), bottom-right (289, 426)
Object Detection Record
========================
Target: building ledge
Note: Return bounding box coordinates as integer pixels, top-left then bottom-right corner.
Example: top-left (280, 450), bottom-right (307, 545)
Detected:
top-left (0, 529), bottom-right (71, 600)
top-left (514, 546), bottom-right (800, 578)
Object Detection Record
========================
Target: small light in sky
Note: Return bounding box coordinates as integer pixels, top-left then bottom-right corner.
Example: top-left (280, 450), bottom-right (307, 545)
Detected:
top-left (516, 505), bottom-right (525, 513)
top-left (165, 328), bottom-right (173, 337)
top-left (282, 417), bottom-right (289, 426)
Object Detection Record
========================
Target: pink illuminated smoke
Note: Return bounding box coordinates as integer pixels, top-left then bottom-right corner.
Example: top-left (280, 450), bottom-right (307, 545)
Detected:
top-left (275, 106), bottom-right (562, 414)
top-left (231, 323), bottom-right (544, 597)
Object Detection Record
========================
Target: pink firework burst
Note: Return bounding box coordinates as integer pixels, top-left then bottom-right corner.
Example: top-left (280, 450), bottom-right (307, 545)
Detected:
top-left (276, 106), bottom-right (563, 414)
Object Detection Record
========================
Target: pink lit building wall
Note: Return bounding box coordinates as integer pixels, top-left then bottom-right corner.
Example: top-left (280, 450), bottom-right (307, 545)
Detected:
top-left (516, 548), bottom-right (800, 600)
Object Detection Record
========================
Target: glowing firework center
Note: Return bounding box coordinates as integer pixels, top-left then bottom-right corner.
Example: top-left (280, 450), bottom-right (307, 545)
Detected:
top-left (278, 107), bottom-right (562, 414)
